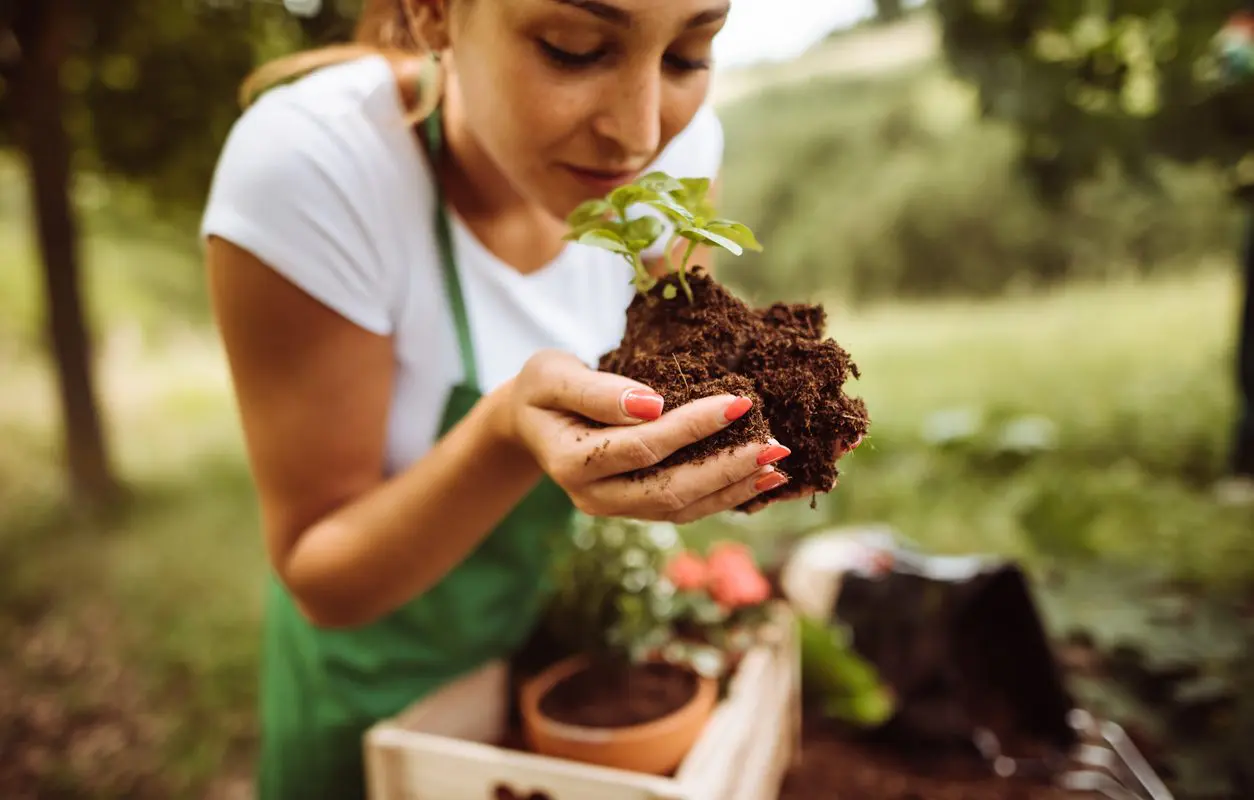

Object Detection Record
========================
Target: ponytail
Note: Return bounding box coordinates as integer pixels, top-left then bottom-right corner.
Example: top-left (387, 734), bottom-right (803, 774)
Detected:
top-left (237, 0), bottom-right (438, 110)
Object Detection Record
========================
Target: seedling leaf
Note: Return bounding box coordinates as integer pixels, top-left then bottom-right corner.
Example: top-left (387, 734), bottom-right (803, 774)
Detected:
top-left (608, 185), bottom-right (658, 216)
top-left (680, 225), bottom-right (744, 256)
top-left (566, 199), bottom-right (613, 228)
top-left (577, 229), bottom-right (632, 255)
top-left (623, 216), bottom-right (665, 249)
top-left (705, 220), bottom-right (764, 252)
top-left (562, 170), bottom-right (764, 303)
top-left (636, 171), bottom-right (685, 193)
top-left (647, 200), bottom-right (694, 226)
top-left (565, 217), bottom-right (622, 242)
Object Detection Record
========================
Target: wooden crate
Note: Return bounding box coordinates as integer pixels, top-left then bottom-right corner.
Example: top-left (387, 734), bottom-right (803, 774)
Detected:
top-left (364, 606), bottom-right (800, 800)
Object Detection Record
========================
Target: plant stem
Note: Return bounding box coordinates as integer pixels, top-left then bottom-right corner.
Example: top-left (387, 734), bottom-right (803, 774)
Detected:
top-left (631, 254), bottom-right (652, 292)
top-left (616, 206), bottom-right (657, 294)
top-left (664, 231), bottom-right (680, 273)
top-left (677, 239), bottom-right (698, 303)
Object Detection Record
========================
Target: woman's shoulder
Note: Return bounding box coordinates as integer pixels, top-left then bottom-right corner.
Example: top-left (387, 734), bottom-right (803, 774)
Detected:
top-left (200, 54), bottom-right (425, 336)
top-left (209, 54), bottom-right (408, 178)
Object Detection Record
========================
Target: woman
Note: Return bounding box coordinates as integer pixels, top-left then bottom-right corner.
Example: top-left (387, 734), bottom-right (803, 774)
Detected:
top-left (201, 1), bottom-right (851, 797)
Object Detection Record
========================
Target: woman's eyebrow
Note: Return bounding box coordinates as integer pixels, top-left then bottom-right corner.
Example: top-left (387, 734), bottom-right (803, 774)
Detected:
top-left (550, 0), bottom-right (730, 30)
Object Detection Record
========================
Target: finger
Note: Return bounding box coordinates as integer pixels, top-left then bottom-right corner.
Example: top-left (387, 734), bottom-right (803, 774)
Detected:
top-left (658, 438), bottom-right (791, 507)
top-left (740, 483), bottom-right (815, 515)
top-left (581, 438), bottom-right (789, 516)
top-left (578, 393), bottom-right (758, 482)
top-left (526, 350), bottom-right (666, 425)
top-left (669, 466), bottom-right (791, 525)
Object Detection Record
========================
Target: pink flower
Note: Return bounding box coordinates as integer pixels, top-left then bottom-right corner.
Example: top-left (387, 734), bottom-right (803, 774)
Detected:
top-left (705, 542), bottom-right (756, 577)
top-left (709, 567), bottom-right (771, 610)
top-left (666, 551), bottom-right (708, 591)
top-left (705, 542), bottom-right (770, 609)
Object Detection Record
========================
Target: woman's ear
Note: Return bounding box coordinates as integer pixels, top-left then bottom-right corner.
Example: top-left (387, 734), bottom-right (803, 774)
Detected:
top-left (404, 0), bottom-right (453, 52)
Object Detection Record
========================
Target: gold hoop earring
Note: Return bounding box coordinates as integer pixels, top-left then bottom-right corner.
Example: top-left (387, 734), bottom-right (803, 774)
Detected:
top-left (407, 51), bottom-right (445, 123)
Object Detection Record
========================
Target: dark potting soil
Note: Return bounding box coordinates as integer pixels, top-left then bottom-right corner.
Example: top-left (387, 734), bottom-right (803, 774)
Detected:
top-left (536, 661), bottom-right (698, 729)
top-left (598, 268), bottom-right (869, 507)
top-left (781, 719), bottom-right (1076, 800)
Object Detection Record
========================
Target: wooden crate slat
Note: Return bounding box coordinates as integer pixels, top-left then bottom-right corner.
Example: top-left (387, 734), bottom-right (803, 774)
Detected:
top-left (676, 646), bottom-right (775, 800)
top-left (364, 603), bottom-right (800, 800)
top-left (387, 660), bottom-right (509, 742)
top-left (729, 639), bottom-right (794, 800)
top-left (673, 646), bottom-right (771, 788)
top-left (366, 728), bottom-right (686, 800)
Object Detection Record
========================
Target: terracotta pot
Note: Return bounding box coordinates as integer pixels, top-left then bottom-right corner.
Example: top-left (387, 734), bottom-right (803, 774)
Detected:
top-left (519, 654), bottom-right (718, 775)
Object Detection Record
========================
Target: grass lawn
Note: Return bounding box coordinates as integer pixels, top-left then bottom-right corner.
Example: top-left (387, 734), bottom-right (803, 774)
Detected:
top-left (1, 208), bottom-right (1251, 796)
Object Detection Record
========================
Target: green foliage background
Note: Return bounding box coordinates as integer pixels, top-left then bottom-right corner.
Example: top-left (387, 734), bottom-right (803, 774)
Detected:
top-left (717, 63), bottom-right (1241, 304)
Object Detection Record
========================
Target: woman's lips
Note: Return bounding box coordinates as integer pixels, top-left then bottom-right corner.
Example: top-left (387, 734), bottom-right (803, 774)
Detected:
top-left (562, 164), bottom-right (640, 193)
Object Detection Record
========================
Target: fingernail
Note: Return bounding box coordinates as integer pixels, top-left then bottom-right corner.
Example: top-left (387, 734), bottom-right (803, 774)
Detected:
top-left (754, 470), bottom-right (788, 492)
top-left (757, 440), bottom-right (791, 466)
top-left (724, 396), bottom-right (753, 422)
top-left (622, 389), bottom-right (664, 420)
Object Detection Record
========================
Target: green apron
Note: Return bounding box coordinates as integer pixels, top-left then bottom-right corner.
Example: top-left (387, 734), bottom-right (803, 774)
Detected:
top-left (255, 109), bottom-right (576, 800)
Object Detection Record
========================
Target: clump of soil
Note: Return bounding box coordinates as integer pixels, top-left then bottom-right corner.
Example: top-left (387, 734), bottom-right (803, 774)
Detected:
top-left (598, 268), bottom-right (868, 506)
top-left (537, 661), bottom-right (698, 729)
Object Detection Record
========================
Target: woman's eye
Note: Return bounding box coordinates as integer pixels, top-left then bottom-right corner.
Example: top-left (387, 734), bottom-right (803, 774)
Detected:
top-left (538, 39), bottom-right (605, 68)
top-left (537, 38), bottom-right (710, 74)
top-left (665, 53), bottom-right (711, 73)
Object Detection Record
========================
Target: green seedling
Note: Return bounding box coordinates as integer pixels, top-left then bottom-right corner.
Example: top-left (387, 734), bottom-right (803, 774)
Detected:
top-left (563, 171), bottom-right (763, 303)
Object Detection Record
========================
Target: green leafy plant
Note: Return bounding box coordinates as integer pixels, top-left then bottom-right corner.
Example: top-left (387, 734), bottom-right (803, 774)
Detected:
top-left (543, 516), bottom-right (778, 680)
top-left (798, 616), bottom-right (896, 728)
top-left (563, 171), bottom-right (764, 303)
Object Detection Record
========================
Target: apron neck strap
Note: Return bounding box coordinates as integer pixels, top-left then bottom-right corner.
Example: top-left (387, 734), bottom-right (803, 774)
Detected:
top-left (422, 107), bottom-right (479, 390)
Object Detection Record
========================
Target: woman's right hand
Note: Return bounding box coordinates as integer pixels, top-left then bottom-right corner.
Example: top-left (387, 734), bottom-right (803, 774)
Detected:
top-left (499, 350), bottom-right (793, 524)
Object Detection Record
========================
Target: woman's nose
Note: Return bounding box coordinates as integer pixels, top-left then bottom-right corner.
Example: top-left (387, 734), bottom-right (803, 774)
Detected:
top-left (590, 66), bottom-right (662, 162)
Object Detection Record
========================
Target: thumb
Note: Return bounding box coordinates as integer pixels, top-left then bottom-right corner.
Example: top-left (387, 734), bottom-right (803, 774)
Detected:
top-left (527, 350), bottom-right (665, 426)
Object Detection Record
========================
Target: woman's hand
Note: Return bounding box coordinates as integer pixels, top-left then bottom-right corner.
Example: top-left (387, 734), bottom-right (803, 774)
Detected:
top-left (737, 434), bottom-right (864, 515)
top-left (499, 350), bottom-right (794, 524)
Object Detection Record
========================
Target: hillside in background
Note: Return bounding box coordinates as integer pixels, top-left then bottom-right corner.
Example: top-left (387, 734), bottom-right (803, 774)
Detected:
top-left (711, 13), bottom-right (1240, 307)
top-left (712, 11), bottom-right (939, 108)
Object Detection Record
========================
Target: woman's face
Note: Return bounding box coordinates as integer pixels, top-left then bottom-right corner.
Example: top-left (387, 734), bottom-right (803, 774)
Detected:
top-left (443, 0), bottom-right (728, 218)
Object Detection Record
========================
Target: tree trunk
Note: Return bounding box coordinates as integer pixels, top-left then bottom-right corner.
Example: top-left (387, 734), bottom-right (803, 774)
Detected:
top-left (874, 0), bottom-right (905, 24)
top-left (13, 0), bottom-right (121, 511)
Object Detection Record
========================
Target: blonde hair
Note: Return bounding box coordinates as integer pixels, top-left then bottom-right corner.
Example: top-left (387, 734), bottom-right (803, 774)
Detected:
top-left (237, 0), bottom-right (439, 110)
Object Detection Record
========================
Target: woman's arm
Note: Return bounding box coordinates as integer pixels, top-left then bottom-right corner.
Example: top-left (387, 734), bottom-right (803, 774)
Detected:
top-left (208, 229), bottom-right (777, 630)
top-left (208, 237), bottom-right (545, 629)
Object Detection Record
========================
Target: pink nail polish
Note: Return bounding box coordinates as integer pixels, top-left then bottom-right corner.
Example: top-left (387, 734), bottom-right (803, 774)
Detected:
top-left (623, 389), bottom-right (664, 420)
top-left (724, 397), bottom-right (753, 422)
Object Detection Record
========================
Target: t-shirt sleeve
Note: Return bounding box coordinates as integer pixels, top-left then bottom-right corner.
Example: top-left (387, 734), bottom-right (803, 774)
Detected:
top-left (200, 96), bottom-right (395, 335)
top-left (635, 103), bottom-right (726, 262)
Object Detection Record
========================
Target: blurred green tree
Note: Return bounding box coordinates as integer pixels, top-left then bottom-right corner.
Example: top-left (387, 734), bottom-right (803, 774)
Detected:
top-left (0, 0), bottom-right (356, 510)
top-left (934, 0), bottom-right (1254, 202)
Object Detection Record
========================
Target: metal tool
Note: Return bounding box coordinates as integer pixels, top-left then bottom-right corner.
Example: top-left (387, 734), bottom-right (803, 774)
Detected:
top-left (1066, 709), bottom-right (1174, 800)
top-left (969, 709), bottom-right (1174, 800)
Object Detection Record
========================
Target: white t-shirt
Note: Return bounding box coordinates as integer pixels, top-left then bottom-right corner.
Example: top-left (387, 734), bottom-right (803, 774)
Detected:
top-left (201, 55), bottom-right (724, 476)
